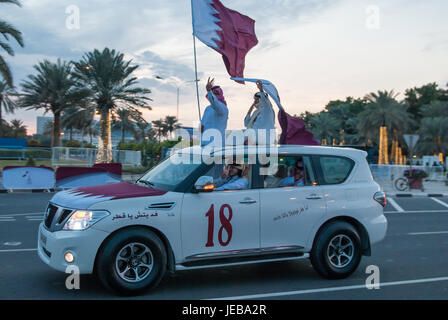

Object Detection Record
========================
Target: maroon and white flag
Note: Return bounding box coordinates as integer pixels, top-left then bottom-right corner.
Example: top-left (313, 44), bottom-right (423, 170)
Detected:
top-left (192, 0), bottom-right (258, 83)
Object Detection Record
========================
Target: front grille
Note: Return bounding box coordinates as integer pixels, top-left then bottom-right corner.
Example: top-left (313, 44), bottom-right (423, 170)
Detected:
top-left (44, 204), bottom-right (58, 228)
top-left (58, 209), bottom-right (73, 224)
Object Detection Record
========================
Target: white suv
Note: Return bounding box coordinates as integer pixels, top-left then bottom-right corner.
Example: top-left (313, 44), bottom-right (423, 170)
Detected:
top-left (38, 145), bottom-right (387, 295)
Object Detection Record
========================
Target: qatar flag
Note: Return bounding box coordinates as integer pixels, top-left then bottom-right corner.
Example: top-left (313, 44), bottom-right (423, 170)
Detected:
top-left (192, 0), bottom-right (258, 83)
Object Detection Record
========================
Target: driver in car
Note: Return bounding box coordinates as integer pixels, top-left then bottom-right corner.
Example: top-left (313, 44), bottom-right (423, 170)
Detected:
top-left (214, 164), bottom-right (249, 191)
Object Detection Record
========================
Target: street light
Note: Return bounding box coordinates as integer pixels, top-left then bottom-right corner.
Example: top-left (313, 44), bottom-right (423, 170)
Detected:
top-left (155, 76), bottom-right (200, 120)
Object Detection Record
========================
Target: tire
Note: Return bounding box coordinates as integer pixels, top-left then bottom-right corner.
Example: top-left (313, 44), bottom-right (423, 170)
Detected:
top-left (96, 228), bottom-right (167, 296)
top-left (310, 221), bottom-right (362, 279)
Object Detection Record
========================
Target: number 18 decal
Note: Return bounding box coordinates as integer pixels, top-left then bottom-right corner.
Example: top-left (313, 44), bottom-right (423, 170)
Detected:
top-left (205, 204), bottom-right (233, 247)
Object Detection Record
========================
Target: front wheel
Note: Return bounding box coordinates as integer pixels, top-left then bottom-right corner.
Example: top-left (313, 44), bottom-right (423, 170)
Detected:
top-left (310, 221), bottom-right (362, 279)
top-left (96, 228), bottom-right (167, 296)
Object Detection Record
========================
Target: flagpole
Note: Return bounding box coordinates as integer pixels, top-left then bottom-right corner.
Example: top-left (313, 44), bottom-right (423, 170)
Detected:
top-left (190, 0), bottom-right (202, 124)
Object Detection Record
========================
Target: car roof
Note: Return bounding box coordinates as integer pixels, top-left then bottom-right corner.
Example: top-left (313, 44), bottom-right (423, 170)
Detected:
top-left (178, 145), bottom-right (367, 159)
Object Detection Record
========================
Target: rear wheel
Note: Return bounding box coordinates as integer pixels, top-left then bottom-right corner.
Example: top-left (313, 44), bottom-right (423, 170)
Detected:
top-left (96, 228), bottom-right (167, 296)
top-left (310, 221), bottom-right (362, 279)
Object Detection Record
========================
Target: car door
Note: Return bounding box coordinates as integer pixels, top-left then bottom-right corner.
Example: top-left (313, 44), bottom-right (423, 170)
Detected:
top-left (180, 163), bottom-right (260, 260)
top-left (257, 155), bottom-right (326, 249)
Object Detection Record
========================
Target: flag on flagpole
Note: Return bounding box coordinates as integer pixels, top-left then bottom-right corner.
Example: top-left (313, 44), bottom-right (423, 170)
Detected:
top-left (192, 0), bottom-right (258, 83)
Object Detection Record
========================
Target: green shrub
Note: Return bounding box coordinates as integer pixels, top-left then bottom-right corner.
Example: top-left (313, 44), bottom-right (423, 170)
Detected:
top-left (26, 156), bottom-right (36, 166)
top-left (27, 139), bottom-right (40, 147)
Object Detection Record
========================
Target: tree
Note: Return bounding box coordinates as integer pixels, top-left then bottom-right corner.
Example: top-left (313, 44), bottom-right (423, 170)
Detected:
top-left (9, 118), bottom-right (26, 138)
top-left (308, 112), bottom-right (341, 144)
top-left (151, 119), bottom-right (167, 142)
top-left (19, 59), bottom-right (90, 147)
top-left (72, 48), bottom-right (152, 154)
top-left (416, 117), bottom-right (448, 156)
top-left (133, 119), bottom-right (151, 143)
top-left (404, 83), bottom-right (448, 122)
top-left (0, 80), bottom-right (17, 137)
top-left (0, 0), bottom-right (24, 86)
top-left (114, 107), bottom-right (144, 144)
top-left (357, 90), bottom-right (414, 145)
top-left (163, 116), bottom-right (181, 137)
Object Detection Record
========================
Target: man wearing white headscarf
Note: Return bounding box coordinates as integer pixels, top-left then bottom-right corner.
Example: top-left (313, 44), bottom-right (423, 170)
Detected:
top-left (244, 81), bottom-right (275, 145)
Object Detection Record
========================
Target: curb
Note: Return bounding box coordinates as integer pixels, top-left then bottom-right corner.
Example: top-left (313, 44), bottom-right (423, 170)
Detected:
top-left (386, 193), bottom-right (448, 198)
top-left (0, 189), bottom-right (55, 194)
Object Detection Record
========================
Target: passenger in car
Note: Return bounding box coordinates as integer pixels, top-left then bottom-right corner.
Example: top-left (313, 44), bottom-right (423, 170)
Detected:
top-left (214, 164), bottom-right (249, 191)
top-left (264, 165), bottom-right (288, 188)
top-left (278, 160), bottom-right (305, 187)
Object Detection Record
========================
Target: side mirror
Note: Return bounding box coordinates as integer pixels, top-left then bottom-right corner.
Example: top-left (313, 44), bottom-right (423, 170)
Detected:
top-left (194, 176), bottom-right (215, 192)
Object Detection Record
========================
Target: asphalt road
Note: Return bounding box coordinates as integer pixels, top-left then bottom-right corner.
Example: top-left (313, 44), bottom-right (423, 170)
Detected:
top-left (1, 193), bottom-right (448, 300)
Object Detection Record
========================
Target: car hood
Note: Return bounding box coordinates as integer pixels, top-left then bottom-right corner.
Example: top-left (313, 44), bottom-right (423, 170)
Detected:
top-left (50, 182), bottom-right (168, 209)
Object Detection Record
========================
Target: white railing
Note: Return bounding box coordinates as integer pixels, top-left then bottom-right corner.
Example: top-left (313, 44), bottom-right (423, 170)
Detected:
top-left (52, 147), bottom-right (141, 167)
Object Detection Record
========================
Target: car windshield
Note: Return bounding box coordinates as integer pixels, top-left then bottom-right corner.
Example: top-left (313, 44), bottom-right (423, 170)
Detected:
top-left (137, 155), bottom-right (202, 191)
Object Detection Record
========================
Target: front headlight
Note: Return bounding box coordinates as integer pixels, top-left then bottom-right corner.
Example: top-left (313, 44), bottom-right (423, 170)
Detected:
top-left (63, 210), bottom-right (110, 231)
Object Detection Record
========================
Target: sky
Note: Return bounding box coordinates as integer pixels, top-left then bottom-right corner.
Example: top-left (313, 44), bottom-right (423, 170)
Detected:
top-left (2, 0), bottom-right (448, 134)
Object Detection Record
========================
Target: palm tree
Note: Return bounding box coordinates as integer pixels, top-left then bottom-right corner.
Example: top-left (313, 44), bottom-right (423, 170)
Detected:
top-left (0, 0), bottom-right (24, 86)
top-left (151, 119), bottom-right (167, 143)
top-left (357, 90), bottom-right (414, 145)
top-left (114, 107), bottom-right (144, 144)
top-left (9, 118), bottom-right (26, 138)
top-left (163, 116), bottom-right (181, 138)
top-left (72, 48), bottom-right (152, 155)
top-left (417, 117), bottom-right (448, 156)
top-left (0, 80), bottom-right (17, 137)
top-left (308, 112), bottom-right (341, 145)
top-left (132, 120), bottom-right (151, 143)
top-left (18, 59), bottom-right (90, 147)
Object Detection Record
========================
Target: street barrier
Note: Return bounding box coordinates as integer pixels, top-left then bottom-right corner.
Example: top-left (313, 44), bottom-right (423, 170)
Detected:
top-left (1, 166), bottom-right (55, 190)
top-left (52, 147), bottom-right (141, 167)
top-left (370, 164), bottom-right (446, 191)
top-left (55, 164), bottom-right (122, 189)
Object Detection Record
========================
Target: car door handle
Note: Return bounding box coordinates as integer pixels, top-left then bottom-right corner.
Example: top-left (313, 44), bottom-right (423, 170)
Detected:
top-left (239, 199), bottom-right (257, 204)
top-left (306, 195), bottom-right (323, 200)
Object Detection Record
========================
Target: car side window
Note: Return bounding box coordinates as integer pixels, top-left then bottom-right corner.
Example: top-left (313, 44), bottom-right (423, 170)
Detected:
top-left (203, 162), bottom-right (253, 191)
top-left (319, 156), bottom-right (354, 184)
top-left (262, 156), bottom-right (317, 189)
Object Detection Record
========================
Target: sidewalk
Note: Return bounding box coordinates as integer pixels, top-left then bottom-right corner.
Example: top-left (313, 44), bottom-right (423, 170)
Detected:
top-left (379, 180), bottom-right (448, 197)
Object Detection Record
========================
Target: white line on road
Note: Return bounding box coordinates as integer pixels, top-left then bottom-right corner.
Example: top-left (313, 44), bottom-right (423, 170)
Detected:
top-left (0, 212), bottom-right (44, 217)
top-left (384, 210), bottom-right (448, 214)
top-left (430, 197), bottom-right (448, 209)
top-left (408, 231), bottom-right (448, 236)
top-left (0, 248), bottom-right (37, 253)
top-left (387, 198), bottom-right (405, 212)
top-left (0, 219), bottom-right (16, 222)
top-left (208, 276), bottom-right (448, 300)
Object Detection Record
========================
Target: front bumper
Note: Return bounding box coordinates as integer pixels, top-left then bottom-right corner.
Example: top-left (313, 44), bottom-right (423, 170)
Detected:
top-left (37, 223), bottom-right (109, 274)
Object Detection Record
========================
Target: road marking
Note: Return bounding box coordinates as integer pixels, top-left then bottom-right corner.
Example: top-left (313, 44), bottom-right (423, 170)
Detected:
top-left (3, 242), bottom-right (22, 246)
top-left (0, 212), bottom-right (44, 217)
top-left (208, 276), bottom-right (448, 300)
top-left (430, 197), bottom-right (448, 209)
top-left (0, 219), bottom-right (16, 222)
top-left (387, 198), bottom-right (405, 212)
top-left (408, 231), bottom-right (448, 236)
top-left (0, 248), bottom-right (37, 253)
top-left (384, 210), bottom-right (448, 214)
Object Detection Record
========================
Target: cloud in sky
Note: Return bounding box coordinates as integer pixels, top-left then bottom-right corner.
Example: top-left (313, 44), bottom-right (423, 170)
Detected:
top-left (2, 0), bottom-right (448, 133)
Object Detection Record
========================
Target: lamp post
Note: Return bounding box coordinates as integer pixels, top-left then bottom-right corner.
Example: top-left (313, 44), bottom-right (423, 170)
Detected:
top-left (155, 76), bottom-right (200, 120)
